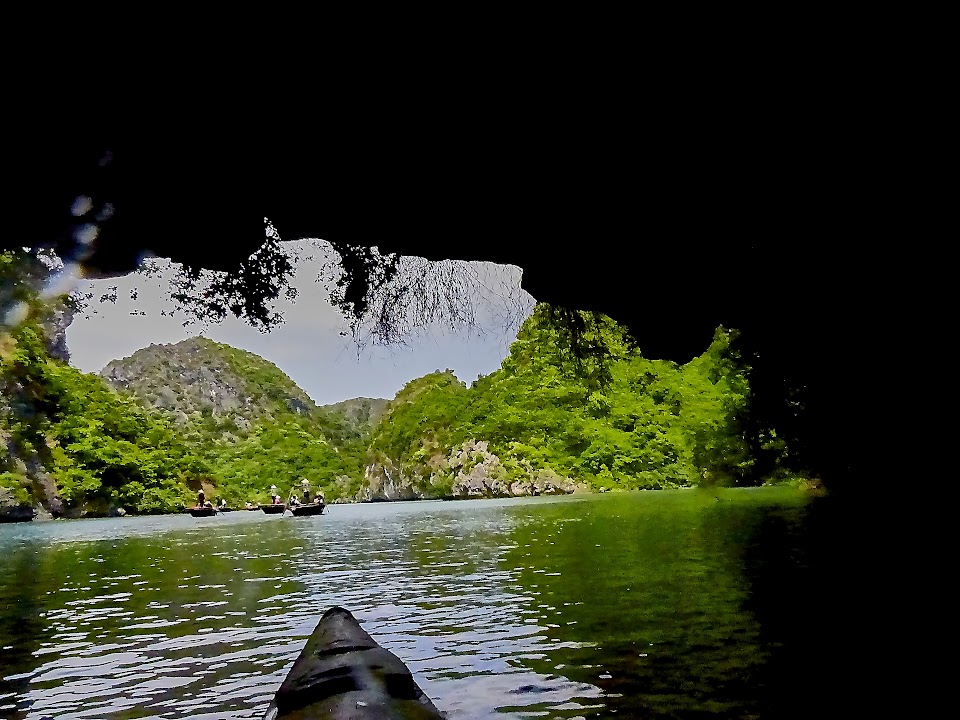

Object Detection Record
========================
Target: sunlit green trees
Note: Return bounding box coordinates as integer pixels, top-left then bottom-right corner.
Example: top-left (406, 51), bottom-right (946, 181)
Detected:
top-left (1, 318), bottom-right (204, 514)
top-left (368, 305), bottom-right (775, 491)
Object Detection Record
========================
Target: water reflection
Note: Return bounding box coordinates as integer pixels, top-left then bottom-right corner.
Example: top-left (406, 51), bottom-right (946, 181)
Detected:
top-left (496, 491), bottom-right (809, 717)
top-left (0, 491), bottom-right (814, 719)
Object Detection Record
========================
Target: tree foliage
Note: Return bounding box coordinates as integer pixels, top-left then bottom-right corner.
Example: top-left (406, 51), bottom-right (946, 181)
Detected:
top-left (368, 305), bottom-right (788, 493)
top-left (3, 244), bottom-right (801, 517)
top-left (1, 311), bottom-right (205, 514)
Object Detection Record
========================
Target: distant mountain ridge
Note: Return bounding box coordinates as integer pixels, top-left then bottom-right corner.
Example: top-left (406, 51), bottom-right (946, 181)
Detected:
top-left (5, 305), bottom-right (766, 519)
top-left (322, 397), bottom-right (389, 434)
top-left (99, 337), bottom-right (385, 442)
top-left (100, 337), bottom-right (314, 428)
top-left (95, 337), bottom-right (391, 505)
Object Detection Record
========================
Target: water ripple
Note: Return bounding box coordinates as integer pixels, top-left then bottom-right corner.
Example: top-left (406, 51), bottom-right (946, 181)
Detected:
top-left (0, 492), bottom-right (812, 718)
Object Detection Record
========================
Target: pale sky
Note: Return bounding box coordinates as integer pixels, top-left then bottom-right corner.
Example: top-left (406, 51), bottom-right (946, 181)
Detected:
top-left (65, 241), bottom-right (536, 406)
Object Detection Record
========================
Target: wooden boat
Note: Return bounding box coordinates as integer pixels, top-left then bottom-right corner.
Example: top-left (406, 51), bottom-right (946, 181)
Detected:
top-left (263, 606), bottom-right (444, 720)
top-left (260, 503), bottom-right (287, 514)
top-left (290, 502), bottom-right (325, 517)
top-left (189, 506), bottom-right (217, 517)
top-left (0, 511), bottom-right (34, 523)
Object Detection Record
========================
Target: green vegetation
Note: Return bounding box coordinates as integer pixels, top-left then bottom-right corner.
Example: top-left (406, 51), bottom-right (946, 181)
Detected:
top-left (3, 247), bottom-right (805, 517)
top-left (200, 419), bottom-right (367, 506)
top-left (2, 249), bottom-right (210, 514)
top-left (368, 305), bottom-right (789, 494)
top-left (98, 336), bottom-right (371, 507)
top-left (1, 315), bottom-right (205, 514)
top-left (1, 270), bottom-right (368, 514)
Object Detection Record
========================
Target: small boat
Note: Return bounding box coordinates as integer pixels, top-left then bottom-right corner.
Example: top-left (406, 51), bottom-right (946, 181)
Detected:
top-left (189, 506), bottom-right (217, 517)
top-left (290, 502), bottom-right (325, 517)
top-left (260, 504), bottom-right (287, 514)
top-left (263, 606), bottom-right (444, 720)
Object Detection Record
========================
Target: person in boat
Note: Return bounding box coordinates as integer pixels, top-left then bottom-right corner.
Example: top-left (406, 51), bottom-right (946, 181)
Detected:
top-left (196, 489), bottom-right (205, 508)
top-left (270, 485), bottom-right (282, 504)
top-left (245, 501), bottom-right (255, 510)
top-left (289, 493), bottom-right (300, 507)
top-left (218, 498), bottom-right (227, 509)
top-left (203, 499), bottom-right (213, 509)
top-left (316, 490), bottom-right (325, 505)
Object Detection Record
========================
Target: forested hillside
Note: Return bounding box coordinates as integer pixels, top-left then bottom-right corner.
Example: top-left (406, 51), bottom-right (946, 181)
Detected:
top-left (98, 339), bottom-right (374, 507)
top-left (2, 250), bottom-right (204, 517)
top-left (324, 397), bottom-right (389, 436)
top-left (3, 245), bottom-right (803, 520)
top-left (361, 305), bottom-right (779, 499)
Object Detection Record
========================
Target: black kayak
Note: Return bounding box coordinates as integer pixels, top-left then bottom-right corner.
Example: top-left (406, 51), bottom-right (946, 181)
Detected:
top-left (263, 606), bottom-right (445, 720)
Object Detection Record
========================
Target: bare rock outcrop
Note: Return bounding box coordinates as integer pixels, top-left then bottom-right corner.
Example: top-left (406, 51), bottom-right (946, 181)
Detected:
top-left (357, 439), bottom-right (583, 502)
top-left (98, 337), bottom-right (319, 433)
top-left (356, 462), bottom-right (435, 502)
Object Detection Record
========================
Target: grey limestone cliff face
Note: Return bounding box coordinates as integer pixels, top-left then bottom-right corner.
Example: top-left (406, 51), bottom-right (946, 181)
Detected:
top-left (446, 440), bottom-right (581, 498)
top-left (98, 337), bottom-right (317, 431)
top-left (101, 341), bottom-right (245, 418)
top-left (356, 440), bottom-right (583, 502)
top-left (0, 423), bottom-right (65, 521)
top-left (356, 463), bottom-right (436, 502)
top-left (41, 301), bottom-right (74, 364)
top-left (323, 397), bottom-right (389, 434)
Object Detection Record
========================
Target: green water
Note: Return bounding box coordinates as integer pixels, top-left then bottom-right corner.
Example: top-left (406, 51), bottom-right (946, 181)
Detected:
top-left (0, 488), bottom-right (830, 719)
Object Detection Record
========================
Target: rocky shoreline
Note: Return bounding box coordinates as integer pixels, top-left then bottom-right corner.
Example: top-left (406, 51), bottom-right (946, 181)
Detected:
top-left (354, 440), bottom-right (587, 503)
top-left (2, 439), bottom-right (588, 522)
top-left (1, 489), bottom-right (586, 523)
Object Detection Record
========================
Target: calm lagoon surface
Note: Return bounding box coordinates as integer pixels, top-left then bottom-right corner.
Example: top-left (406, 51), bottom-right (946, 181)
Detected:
top-left (0, 489), bottom-right (833, 719)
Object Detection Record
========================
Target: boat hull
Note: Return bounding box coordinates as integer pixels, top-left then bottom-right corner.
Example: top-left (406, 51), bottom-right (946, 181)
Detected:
top-left (260, 504), bottom-right (287, 514)
top-left (189, 507), bottom-right (216, 517)
top-left (290, 503), bottom-right (325, 517)
top-left (263, 606), bottom-right (444, 719)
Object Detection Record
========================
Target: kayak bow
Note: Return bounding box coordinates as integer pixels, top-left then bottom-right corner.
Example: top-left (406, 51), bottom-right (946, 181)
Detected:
top-left (263, 606), bottom-right (445, 719)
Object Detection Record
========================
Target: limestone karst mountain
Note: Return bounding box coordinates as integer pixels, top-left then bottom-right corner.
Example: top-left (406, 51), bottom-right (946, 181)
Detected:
top-left (98, 337), bottom-right (376, 445)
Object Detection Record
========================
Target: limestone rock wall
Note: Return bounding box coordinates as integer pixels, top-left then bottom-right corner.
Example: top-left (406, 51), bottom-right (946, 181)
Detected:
top-left (355, 462), bottom-right (437, 502)
top-left (356, 439), bottom-right (583, 502)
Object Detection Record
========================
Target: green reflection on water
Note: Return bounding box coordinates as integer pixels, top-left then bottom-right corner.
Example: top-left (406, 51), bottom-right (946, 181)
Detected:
top-left (0, 489), bottom-right (824, 719)
top-left (498, 487), bottom-right (811, 718)
top-left (0, 518), bottom-right (305, 717)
